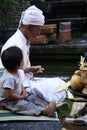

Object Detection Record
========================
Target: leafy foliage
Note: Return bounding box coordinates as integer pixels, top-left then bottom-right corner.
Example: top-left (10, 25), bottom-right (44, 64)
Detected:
top-left (0, 0), bottom-right (18, 29)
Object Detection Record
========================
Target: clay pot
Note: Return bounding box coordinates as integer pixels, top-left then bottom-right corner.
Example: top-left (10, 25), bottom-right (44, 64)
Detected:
top-left (30, 35), bottom-right (48, 44)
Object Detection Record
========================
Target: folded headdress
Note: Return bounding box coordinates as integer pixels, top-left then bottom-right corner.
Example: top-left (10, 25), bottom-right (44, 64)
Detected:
top-left (18, 5), bottom-right (45, 27)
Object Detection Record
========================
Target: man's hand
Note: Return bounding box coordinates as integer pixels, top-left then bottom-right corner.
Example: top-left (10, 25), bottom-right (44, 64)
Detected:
top-left (33, 65), bottom-right (44, 73)
top-left (24, 65), bottom-right (44, 73)
top-left (31, 65), bottom-right (44, 73)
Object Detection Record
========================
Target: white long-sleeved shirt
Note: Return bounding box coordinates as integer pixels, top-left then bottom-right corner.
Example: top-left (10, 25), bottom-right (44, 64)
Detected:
top-left (0, 29), bottom-right (31, 69)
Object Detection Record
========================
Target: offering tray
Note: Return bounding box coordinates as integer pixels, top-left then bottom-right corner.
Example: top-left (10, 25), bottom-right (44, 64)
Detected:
top-left (66, 86), bottom-right (87, 102)
top-left (68, 86), bottom-right (87, 99)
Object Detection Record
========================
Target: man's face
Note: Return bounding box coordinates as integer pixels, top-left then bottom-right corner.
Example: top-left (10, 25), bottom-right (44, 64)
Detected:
top-left (27, 25), bottom-right (42, 43)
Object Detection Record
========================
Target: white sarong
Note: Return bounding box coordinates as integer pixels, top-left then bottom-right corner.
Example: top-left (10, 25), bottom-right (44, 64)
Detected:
top-left (26, 77), bottom-right (66, 103)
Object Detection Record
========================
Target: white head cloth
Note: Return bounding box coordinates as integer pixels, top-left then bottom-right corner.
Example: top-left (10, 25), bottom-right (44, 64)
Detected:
top-left (18, 5), bottom-right (45, 28)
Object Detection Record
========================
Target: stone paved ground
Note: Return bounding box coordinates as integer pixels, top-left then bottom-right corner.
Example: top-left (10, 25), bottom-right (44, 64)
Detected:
top-left (0, 121), bottom-right (62, 130)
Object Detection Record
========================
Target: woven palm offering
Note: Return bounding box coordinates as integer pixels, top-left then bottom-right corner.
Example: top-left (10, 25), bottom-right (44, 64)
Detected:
top-left (71, 56), bottom-right (87, 95)
top-left (41, 24), bottom-right (57, 35)
top-left (31, 24), bottom-right (57, 44)
top-left (79, 56), bottom-right (87, 84)
top-left (30, 35), bottom-right (48, 44)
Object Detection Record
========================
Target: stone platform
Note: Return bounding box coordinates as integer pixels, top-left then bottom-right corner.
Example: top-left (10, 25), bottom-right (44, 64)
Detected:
top-left (30, 38), bottom-right (87, 76)
top-left (0, 37), bottom-right (87, 76)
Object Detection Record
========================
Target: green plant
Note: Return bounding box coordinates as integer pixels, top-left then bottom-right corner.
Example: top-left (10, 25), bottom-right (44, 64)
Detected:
top-left (0, 0), bottom-right (18, 29)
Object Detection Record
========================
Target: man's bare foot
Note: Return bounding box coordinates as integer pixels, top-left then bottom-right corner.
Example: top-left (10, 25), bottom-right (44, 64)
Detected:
top-left (43, 99), bottom-right (56, 117)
